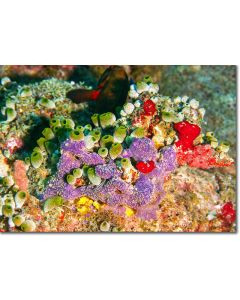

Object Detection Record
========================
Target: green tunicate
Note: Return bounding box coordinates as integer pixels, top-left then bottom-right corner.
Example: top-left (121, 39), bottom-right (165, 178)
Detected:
top-left (31, 151), bottom-right (43, 169)
top-left (15, 191), bottom-right (27, 208)
top-left (99, 112), bottom-right (116, 129)
top-left (98, 147), bottom-right (108, 158)
top-left (39, 98), bottom-right (56, 109)
top-left (6, 99), bottom-right (16, 109)
top-left (84, 124), bottom-right (92, 131)
top-left (109, 143), bottom-right (123, 160)
top-left (136, 81), bottom-right (148, 93)
top-left (50, 118), bottom-right (61, 128)
top-left (112, 227), bottom-right (120, 232)
top-left (76, 125), bottom-right (84, 132)
top-left (73, 168), bottom-right (83, 178)
top-left (82, 164), bottom-right (89, 176)
top-left (91, 114), bottom-right (99, 127)
top-left (61, 118), bottom-right (75, 129)
top-left (21, 220), bottom-right (36, 232)
top-left (210, 140), bottom-right (218, 148)
top-left (143, 75), bottom-right (153, 84)
top-left (206, 132), bottom-right (214, 138)
top-left (45, 141), bottom-right (57, 154)
top-left (20, 87), bottom-right (32, 98)
top-left (4, 198), bottom-right (15, 208)
top-left (1, 77), bottom-right (11, 86)
top-left (32, 147), bottom-right (42, 153)
top-left (131, 127), bottom-right (145, 138)
top-left (13, 215), bottom-right (25, 227)
top-left (66, 174), bottom-right (76, 185)
top-left (100, 221), bottom-right (111, 232)
top-left (219, 142), bottom-right (230, 153)
top-left (84, 135), bottom-right (97, 149)
top-left (43, 196), bottom-right (64, 213)
top-left (125, 136), bottom-right (134, 146)
top-left (70, 129), bottom-right (84, 141)
top-left (87, 167), bottom-right (101, 186)
top-left (52, 125), bottom-right (61, 134)
top-left (90, 129), bottom-right (101, 142)
top-left (123, 103), bottom-right (135, 115)
top-left (24, 157), bottom-right (30, 166)
top-left (3, 149), bottom-right (10, 158)
top-left (37, 137), bottom-right (47, 150)
top-left (2, 176), bottom-right (14, 187)
top-left (42, 128), bottom-right (54, 140)
top-left (161, 111), bottom-right (175, 122)
top-left (121, 158), bottom-right (132, 170)
top-left (5, 107), bottom-right (17, 122)
top-left (2, 205), bottom-right (13, 217)
top-left (113, 126), bottom-right (127, 143)
top-left (100, 135), bottom-right (114, 148)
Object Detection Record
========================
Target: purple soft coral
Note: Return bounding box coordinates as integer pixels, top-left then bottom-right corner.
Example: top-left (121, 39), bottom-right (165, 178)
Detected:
top-left (95, 161), bottom-right (120, 179)
top-left (126, 175), bottom-right (153, 208)
top-left (126, 138), bottom-right (157, 162)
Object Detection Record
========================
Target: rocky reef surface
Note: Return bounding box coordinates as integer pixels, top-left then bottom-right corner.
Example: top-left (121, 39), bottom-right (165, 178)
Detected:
top-left (0, 68), bottom-right (236, 232)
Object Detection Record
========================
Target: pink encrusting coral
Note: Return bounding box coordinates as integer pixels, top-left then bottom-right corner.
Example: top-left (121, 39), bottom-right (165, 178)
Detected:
top-left (13, 160), bottom-right (29, 190)
top-left (176, 144), bottom-right (234, 169)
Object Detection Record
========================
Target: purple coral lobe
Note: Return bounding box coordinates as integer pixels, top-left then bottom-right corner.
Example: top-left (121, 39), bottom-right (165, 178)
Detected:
top-left (127, 138), bottom-right (157, 162)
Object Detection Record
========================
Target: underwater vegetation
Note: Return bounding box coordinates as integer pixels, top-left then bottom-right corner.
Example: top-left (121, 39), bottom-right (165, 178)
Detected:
top-left (0, 66), bottom-right (236, 232)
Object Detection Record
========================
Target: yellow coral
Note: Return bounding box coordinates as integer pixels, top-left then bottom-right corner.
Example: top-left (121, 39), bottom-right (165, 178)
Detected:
top-left (77, 196), bottom-right (92, 206)
top-left (87, 199), bottom-right (93, 206)
top-left (125, 207), bottom-right (135, 217)
top-left (77, 206), bottom-right (89, 215)
top-left (93, 201), bottom-right (101, 210)
top-left (76, 196), bottom-right (100, 215)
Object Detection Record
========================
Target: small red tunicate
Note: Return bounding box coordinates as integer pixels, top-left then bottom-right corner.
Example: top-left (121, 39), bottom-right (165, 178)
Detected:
top-left (136, 160), bottom-right (155, 174)
top-left (174, 121), bottom-right (201, 151)
top-left (143, 99), bottom-right (156, 116)
top-left (221, 202), bottom-right (236, 224)
top-left (59, 211), bottom-right (65, 221)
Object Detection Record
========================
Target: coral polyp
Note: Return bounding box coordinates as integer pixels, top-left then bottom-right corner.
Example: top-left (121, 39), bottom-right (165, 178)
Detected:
top-left (0, 66), bottom-right (236, 232)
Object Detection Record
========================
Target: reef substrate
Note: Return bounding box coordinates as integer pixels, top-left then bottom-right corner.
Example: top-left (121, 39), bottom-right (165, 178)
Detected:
top-left (0, 74), bottom-right (236, 232)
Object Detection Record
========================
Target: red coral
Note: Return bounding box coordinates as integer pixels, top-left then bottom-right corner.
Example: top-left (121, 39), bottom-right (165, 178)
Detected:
top-left (220, 202), bottom-right (236, 224)
top-left (174, 121), bottom-right (201, 151)
top-left (13, 160), bottom-right (29, 191)
top-left (136, 160), bottom-right (155, 174)
top-left (143, 99), bottom-right (156, 116)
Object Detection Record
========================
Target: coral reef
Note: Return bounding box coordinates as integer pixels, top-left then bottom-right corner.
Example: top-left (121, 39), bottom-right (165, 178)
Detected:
top-left (0, 67), bottom-right (236, 232)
